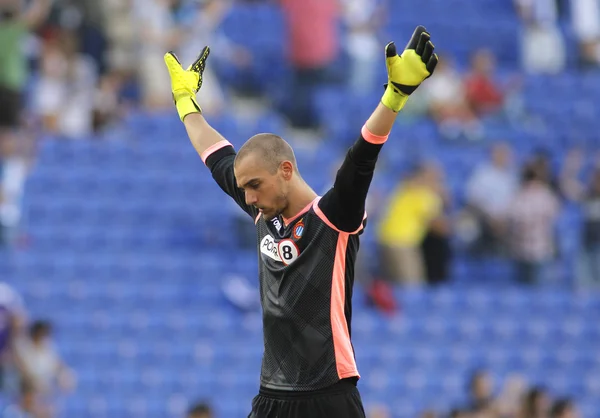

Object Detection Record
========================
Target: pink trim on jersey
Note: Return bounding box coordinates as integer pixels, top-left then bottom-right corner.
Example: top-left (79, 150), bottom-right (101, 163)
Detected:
top-left (282, 197), bottom-right (318, 226)
top-left (361, 124), bottom-right (389, 145)
top-left (254, 212), bottom-right (261, 225)
top-left (201, 140), bottom-right (233, 164)
top-left (312, 198), bottom-right (367, 235)
top-left (331, 233), bottom-right (360, 380)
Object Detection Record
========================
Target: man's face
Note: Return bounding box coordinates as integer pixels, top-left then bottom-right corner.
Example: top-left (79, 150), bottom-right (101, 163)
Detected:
top-left (234, 153), bottom-right (291, 221)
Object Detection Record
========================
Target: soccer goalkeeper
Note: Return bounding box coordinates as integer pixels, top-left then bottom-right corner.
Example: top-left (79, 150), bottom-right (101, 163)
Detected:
top-left (164, 26), bottom-right (437, 418)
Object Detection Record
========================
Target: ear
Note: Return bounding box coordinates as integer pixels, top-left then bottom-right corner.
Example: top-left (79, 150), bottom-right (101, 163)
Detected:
top-left (279, 161), bottom-right (294, 180)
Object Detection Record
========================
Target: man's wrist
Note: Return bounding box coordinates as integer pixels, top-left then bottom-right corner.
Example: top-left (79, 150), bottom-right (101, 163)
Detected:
top-left (381, 84), bottom-right (409, 113)
top-left (175, 96), bottom-right (201, 122)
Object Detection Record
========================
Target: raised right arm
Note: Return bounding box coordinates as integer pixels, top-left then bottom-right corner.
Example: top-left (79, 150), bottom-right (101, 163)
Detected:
top-left (164, 48), bottom-right (258, 219)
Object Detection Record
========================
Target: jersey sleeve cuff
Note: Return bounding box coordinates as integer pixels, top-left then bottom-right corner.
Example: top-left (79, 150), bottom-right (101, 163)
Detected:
top-left (361, 124), bottom-right (389, 145)
top-left (205, 143), bottom-right (236, 172)
top-left (201, 140), bottom-right (234, 164)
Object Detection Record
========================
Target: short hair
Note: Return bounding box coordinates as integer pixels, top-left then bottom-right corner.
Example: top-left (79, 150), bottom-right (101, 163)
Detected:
top-left (235, 133), bottom-right (297, 174)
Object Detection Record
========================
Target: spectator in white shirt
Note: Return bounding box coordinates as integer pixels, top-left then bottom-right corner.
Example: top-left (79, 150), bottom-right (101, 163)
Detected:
top-left (514, 0), bottom-right (566, 73)
top-left (421, 56), bottom-right (483, 141)
top-left (463, 142), bottom-right (518, 255)
top-left (571, 0), bottom-right (600, 67)
top-left (17, 320), bottom-right (76, 418)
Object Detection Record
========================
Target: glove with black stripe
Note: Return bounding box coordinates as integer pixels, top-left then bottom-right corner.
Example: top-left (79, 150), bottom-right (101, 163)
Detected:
top-left (164, 46), bottom-right (210, 121)
top-left (381, 26), bottom-right (438, 112)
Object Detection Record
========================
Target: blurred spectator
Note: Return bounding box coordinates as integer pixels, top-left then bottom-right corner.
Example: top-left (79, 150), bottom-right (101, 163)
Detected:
top-left (494, 374), bottom-right (528, 418)
top-left (576, 169), bottom-right (600, 288)
top-left (377, 162), bottom-right (444, 285)
top-left (527, 149), bottom-right (561, 195)
top-left (0, 283), bottom-right (28, 399)
top-left (506, 165), bottom-right (560, 284)
top-left (463, 142), bottom-right (518, 256)
top-left (3, 379), bottom-right (40, 418)
top-left (550, 399), bottom-right (578, 418)
top-left (467, 370), bottom-right (494, 414)
top-left (102, 0), bottom-right (136, 72)
top-left (559, 147), bottom-right (586, 202)
top-left (421, 185), bottom-right (453, 285)
top-left (421, 56), bottom-right (483, 141)
top-left (0, 0), bottom-right (51, 243)
top-left (133, 0), bottom-right (185, 110)
top-left (92, 71), bottom-right (129, 132)
top-left (571, 0), bottom-right (600, 68)
top-left (464, 49), bottom-right (523, 122)
top-left (464, 49), bottom-right (505, 116)
top-left (16, 320), bottom-right (76, 418)
top-left (187, 401), bottom-right (213, 418)
top-left (279, 0), bottom-right (343, 132)
top-left (520, 387), bottom-right (552, 418)
top-left (33, 29), bottom-right (98, 138)
top-left (341, 0), bottom-right (385, 94)
top-left (514, 0), bottom-right (566, 74)
top-left (177, 0), bottom-right (255, 114)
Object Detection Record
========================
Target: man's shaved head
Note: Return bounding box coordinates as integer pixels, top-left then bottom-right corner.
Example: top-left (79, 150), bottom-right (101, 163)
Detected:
top-left (235, 133), bottom-right (297, 174)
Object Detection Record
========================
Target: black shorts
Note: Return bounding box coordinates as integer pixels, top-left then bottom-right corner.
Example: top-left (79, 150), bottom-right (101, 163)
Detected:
top-left (0, 86), bottom-right (22, 128)
top-left (248, 379), bottom-right (365, 418)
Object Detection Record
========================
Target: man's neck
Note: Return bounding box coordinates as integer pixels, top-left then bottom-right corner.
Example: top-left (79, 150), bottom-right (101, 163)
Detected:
top-left (281, 184), bottom-right (317, 221)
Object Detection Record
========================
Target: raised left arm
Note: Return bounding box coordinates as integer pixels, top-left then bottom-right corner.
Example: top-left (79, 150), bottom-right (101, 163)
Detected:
top-left (317, 26), bottom-right (439, 233)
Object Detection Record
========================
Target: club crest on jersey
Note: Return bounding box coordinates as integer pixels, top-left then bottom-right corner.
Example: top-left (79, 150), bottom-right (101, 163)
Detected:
top-left (293, 221), bottom-right (305, 240)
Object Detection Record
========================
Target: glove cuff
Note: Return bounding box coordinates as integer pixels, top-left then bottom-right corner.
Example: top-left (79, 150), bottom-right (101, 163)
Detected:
top-left (174, 94), bottom-right (202, 122)
top-left (381, 84), bottom-right (409, 113)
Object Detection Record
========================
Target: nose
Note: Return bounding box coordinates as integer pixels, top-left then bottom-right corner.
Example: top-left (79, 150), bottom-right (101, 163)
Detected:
top-left (245, 191), bottom-right (257, 206)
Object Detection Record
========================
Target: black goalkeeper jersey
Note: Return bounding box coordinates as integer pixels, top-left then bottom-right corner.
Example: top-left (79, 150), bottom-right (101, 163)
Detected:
top-left (203, 132), bottom-right (383, 392)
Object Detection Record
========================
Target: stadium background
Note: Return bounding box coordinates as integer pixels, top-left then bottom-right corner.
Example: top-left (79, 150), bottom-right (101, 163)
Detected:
top-left (2, 0), bottom-right (600, 417)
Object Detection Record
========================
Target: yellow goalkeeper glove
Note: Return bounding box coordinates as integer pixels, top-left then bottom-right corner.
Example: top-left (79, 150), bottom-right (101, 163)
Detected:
top-left (164, 46), bottom-right (210, 121)
top-left (381, 26), bottom-right (438, 112)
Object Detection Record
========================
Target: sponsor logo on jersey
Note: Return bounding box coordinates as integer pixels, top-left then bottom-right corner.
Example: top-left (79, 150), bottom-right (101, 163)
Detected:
top-left (260, 235), bottom-right (282, 262)
top-left (293, 221), bottom-right (305, 239)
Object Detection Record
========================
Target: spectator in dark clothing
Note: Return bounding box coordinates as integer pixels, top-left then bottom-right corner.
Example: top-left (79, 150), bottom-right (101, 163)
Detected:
top-left (421, 200), bottom-right (452, 285)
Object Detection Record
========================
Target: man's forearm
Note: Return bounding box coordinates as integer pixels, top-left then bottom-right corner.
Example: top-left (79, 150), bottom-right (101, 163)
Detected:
top-left (183, 113), bottom-right (230, 161)
top-left (365, 102), bottom-right (400, 137)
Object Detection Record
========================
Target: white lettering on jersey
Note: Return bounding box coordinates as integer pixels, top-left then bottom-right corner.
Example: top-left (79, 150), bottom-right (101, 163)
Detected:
top-left (272, 217), bottom-right (282, 232)
top-left (260, 235), bottom-right (282, 262)
top-left (278, 239), bottom-right (300, 266)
